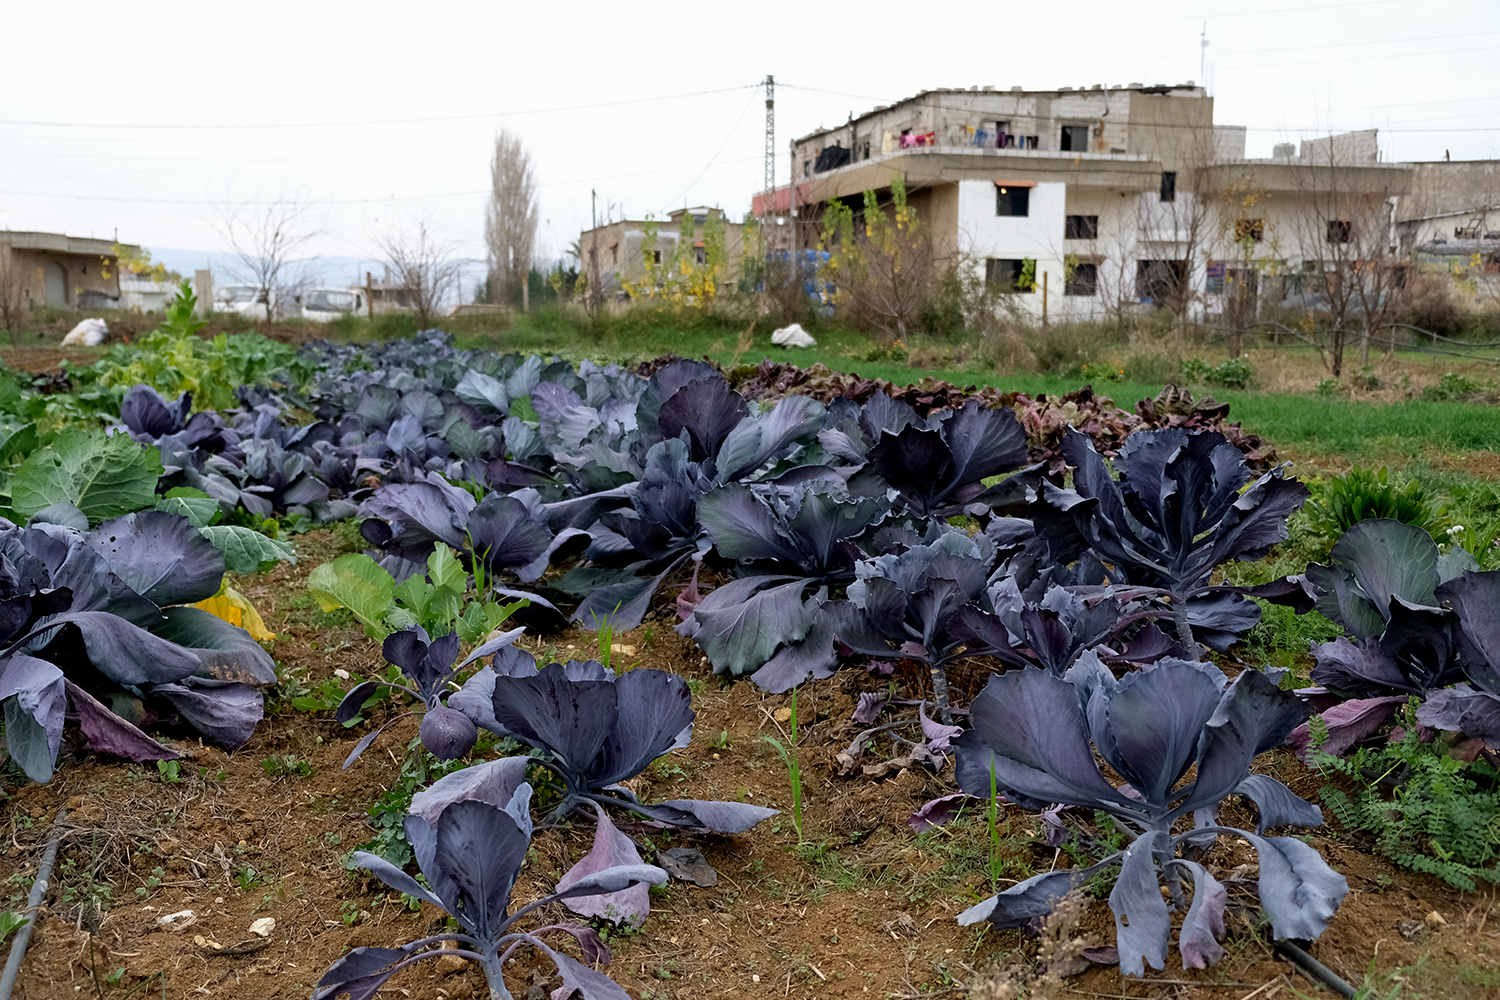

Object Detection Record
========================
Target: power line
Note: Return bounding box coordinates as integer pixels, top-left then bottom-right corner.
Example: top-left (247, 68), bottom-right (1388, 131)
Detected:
top-left (0, 85), bottom-right (759, 132)
top-left (0, 156), bottom-right (765, 208)
top-left (662, 93), bottom-right (760, 214)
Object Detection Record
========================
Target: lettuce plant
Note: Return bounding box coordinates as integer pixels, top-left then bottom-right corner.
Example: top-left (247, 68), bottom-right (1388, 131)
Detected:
top-left (315, 758), bottom-right (665, 1000)
top-left (953, 656), bottom-right (1346, 975)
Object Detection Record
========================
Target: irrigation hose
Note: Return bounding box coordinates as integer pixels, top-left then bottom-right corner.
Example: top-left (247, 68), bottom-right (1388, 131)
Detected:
top-left (0, 805), bottom-right (68, 1000)
top-left (1274, 939), bottom-right (1359, 998)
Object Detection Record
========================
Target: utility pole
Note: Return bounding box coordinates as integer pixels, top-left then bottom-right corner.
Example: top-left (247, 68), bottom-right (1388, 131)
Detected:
top-left (592, 189), bottom-right (597, 230)
top-left (1200, 23), bottom-right (1209, 84)
top-left (763, 74), bottom-right (776, 204)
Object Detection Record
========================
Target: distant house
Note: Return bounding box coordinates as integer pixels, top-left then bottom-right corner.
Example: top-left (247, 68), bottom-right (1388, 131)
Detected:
top-left (579, 206), bottom-right (746, 292)
top-left (0, 231), bottom-right (133, 309)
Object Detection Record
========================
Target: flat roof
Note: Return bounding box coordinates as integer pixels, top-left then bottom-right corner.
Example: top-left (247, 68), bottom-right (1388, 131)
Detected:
top-left (0, 231), bottom-right (136, 256)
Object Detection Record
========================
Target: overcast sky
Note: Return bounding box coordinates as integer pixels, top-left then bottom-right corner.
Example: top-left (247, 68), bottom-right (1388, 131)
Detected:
top-left (2, 0), bottom-right (1495, 284)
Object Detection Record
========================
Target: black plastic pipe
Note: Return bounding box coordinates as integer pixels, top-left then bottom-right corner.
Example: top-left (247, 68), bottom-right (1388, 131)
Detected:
top-left (1274, 939), bottom-right (1359, 998)
top-left (0, 806), bottom-right (68, 1000)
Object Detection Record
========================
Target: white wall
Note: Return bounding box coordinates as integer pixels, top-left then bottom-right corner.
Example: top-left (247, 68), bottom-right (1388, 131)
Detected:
top-left (956, 179), bottom-right (1068, 317)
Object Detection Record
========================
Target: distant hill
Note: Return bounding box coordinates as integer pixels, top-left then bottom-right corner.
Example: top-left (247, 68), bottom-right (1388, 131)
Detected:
top-left (145, 249), bottom-right (391, 290)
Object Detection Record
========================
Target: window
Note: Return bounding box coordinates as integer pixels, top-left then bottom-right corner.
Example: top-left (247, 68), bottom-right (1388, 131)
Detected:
top-left (1456, 225), bottom-right (1479, 239)
top-left (647, 249), bottom-right (662, 265)
top-left (1064, 215), bottom-right (1099, 240)
top-left (1327, 220), bottom-right (1351, 243)
top-left (995, 185), bottom-right (1030, 217)
top-left (1064, 262), bottom-right (1097, 296)
top-left (1234, 217), bottom-right (1265, 243)
top-left (1059, 125), bottom-right (1089, 151)
top-left (695, 247), bottom-right (707, 265)
top-left (1159, 171), bottom-right (1177, 202)
top-left (1020, 135), bottom-right (1039, 150)
top-left (1136, 259), bottom-right (1185, 303)
top-left (986, 258), bottom-right (1036, 293)
top-left (802, 160), bottom-right (810, 177)
top-left (611, 246), bottom-right (618, 265)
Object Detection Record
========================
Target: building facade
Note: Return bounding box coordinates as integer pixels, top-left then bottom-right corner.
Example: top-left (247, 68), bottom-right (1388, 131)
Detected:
top-left (760, 84), bottom-right (1489, 322)
top-left (0, 232), bottom-right (133, 310)
top-left (579, 206), bottom-right (746, 294)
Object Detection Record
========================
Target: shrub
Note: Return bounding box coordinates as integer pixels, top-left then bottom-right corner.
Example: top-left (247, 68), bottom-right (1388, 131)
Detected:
top-left (1424, 371), bottom-right (1495, 402)
top-left (1180, 356), bottom-right (1250, 389)
top-left (1307, 466), bottom-right (1449, 539)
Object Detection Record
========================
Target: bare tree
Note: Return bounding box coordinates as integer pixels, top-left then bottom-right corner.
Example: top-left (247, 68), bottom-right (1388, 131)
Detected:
top-left (1130, 129), bottom-right (1220, 337)
top-left (1288, 142), bottom-right (1409, 376)
top-left (484, 130), bottom-right (539, 311)
top-left (372, 220), bottom-right (463, 329)
top-left (214, 196), bottom-right (319, 322)
top-left (0, 247), bottom-right (28, 345)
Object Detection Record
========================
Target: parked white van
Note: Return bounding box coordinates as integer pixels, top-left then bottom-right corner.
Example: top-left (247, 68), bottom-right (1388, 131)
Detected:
top-left (302, 287), bottom-right (365, 322)
top-left (216, 285), bottom-right (273, 316)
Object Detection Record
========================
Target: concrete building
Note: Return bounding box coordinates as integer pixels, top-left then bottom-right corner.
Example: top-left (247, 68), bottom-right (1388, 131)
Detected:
top-left (0, 232), bottom-right (133, 310)
top-left (758, 84), bottom-right (1487, 322)
top-left (579, 206), bottom-right (746, 294)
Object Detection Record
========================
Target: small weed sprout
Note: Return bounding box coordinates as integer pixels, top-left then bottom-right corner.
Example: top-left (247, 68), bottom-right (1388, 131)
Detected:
top-left (761, 690), bottom-right (804, 843)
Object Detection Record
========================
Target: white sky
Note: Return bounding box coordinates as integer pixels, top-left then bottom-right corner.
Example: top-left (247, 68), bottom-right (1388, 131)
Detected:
top-left (2, 0), bottom-right (1496, 274)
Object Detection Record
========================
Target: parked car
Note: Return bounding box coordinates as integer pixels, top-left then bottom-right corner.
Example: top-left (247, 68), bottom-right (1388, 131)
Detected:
top-left (216, 285), bottom-right (273, 316)
top-left (302, 287), bottom-right (365, 322)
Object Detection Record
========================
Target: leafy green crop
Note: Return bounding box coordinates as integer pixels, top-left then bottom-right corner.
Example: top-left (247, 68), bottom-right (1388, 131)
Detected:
top-left (1313, 708), bottom-right (1500, 891)
top-left (9, 428), bottom-right (161, 524)
top-left (308, 543), bottom-right (521, 642)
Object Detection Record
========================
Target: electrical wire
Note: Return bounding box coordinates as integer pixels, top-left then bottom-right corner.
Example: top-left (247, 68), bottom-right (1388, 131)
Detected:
top-left (661, 93), bottom-right (761, 214)
top-left (0, 85), bottom-right (759, 132)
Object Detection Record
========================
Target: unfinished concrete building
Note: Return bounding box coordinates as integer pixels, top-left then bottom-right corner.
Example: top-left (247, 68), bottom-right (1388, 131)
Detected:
top-left (758, 84), bottom-right (1485, 322)
top-left (579, 206), bottom-right (746, 295)
top-left (0, 232), bottom-right (132, 310)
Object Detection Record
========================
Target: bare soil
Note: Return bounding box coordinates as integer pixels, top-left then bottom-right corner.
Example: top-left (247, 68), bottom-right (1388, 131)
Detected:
top-left (0, 532), bottom-right (1496, 1000)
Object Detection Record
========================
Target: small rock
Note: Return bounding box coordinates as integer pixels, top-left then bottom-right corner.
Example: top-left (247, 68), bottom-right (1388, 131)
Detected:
top-left (436, 939), bottom-right (467, 975)
top-left (1426, 910), bottom-right (1448, 931)
top-left (773, 707), bottom-right (792, 723)
top-left (1397, 918), bottom-right (1425, 941)
top-left (249, 917), bottom-right (276, 938)
top-left (194, 934), bottom-right (223, 951)
top-left (158, 910), bottom-right (196, 931)
top-left (610, 643), bottom-right (636, 656)
top-left (657, 848), bottom-right (718, 887)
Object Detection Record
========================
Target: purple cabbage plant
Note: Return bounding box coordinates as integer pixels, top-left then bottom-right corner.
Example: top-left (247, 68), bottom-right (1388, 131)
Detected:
top-left (681, 481), bottom-right (891, 689)
top-left (315, 757), bottom-right (666, 1000)
top-left (953, 655), bottom-right (1347, 976)
top-left (338, 624), bottom-right (523, 766)
top-left (820, 393), bottom-right (1034, 518)
top-left (1414, 571), bottom-right (1500, 747)
top-left (827, 524), bottom-right (996, 721)
top-left (454, 649), bottom-right (777, 833)
top-left (448, 650), bottom-right (776, 926)
top-left (1271, 519), bottom-right (1472, 758)
top-left (0, 510), bottom-right (275, 782)
top-left (1040, 428), bottom-right (1309, 655)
